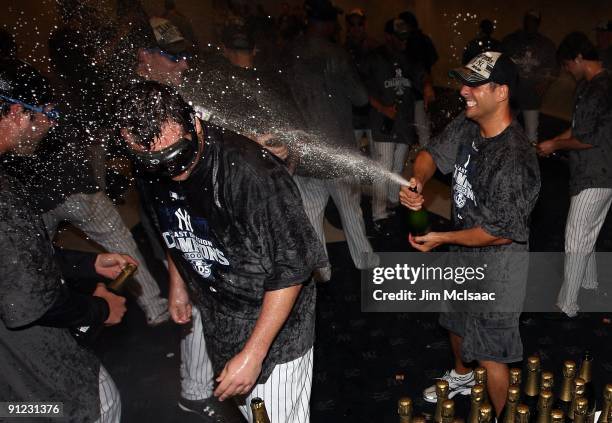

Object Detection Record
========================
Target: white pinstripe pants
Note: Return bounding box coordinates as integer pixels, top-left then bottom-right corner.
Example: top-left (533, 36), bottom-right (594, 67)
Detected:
top-left (371, 141), bottom-right (409, 221)
top-left (180, 306), bottom-right (214, 399)
top-left (557, 188), bottom-right (612, 316)
top-left (236, 347), bottom-right (313, 423)
top-left (293, 175), bottom-right (375, 270)
top-left (42, 192), bottom-right (168, 321)
top-left (95, 365), bottom-right (121, 423)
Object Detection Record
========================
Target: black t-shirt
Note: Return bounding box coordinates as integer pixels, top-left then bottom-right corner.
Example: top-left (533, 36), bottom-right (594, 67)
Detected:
top-left (427, 114), bottom-right (541, 253)
top-left (363, 46), bottom-right (424, 144)
top-left (568, 70), bottom-right (612, 196)
top-left (0, 171), bottom-right (100, 421)
top-left (142, 124), bottom-right (327, 383)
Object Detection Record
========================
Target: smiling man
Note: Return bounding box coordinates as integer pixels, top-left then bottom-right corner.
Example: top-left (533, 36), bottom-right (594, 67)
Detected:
top-left (116, 81), bottom-right (326, 422)
top-left (399, 52), bottom-right (540, 415)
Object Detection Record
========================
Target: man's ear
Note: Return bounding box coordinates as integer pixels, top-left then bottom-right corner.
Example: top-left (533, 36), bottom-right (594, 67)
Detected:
top-left (496, 84), bottom-right (510, 103)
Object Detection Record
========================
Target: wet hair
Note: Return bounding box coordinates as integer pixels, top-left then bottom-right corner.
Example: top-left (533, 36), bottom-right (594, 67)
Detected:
top-left (115, 81), bottom-right (193, 150)
top-left (399, 11), bottom-right (418, 30)
top-left (480, 19), bottom-right (494, 36)
top-left (557, 31), bottom-right (599, 63)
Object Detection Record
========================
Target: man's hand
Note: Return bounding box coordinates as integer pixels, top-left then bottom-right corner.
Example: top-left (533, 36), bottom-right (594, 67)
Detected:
top-left (399, 177), bottom-right (425, 210)
top-left (94, 253), bottom-right (138, 280)
top-left (408, 232), bottom-right (445, 252)
top-left (381, 104), bottom-right (397, 120)
top-left (536, 140), bottom-right (558, 157)
top-left (169, 280), bottom-right (192, 324)
top-left (93, 283), bottom-right (127, 325)
top-left (423, 84), bottom-right (436, 111)
top-left (214, 350), bottom-right (263, 401)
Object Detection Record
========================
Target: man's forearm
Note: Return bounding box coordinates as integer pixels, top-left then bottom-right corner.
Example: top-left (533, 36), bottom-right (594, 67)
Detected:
top-left (553, 136), bottom-right (593, 151)
top-left (412, 150), bottom-right (437, 186)
top-left (440, 227), bottom-right (512, 248)
top-left (242, 285), bottom-right (302, 361)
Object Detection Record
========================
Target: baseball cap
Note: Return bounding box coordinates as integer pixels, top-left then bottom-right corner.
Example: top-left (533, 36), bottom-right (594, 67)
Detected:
top-left (0, 58), bottom-right (58, 119)
top-left (347, 8), bottom-right (365, 18)
top-left (384, 18), bottom-right (410, 40)
top-left (149, 16), bottom-right (192, 57)
top-left (221, 21), bottom-right (255, 51)
top-left (449, 51), bottom-right (518, 92)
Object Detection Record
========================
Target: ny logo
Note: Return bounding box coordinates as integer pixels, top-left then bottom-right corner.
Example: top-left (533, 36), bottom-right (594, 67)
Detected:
top-left (175, 208), bottom-right (193, 232)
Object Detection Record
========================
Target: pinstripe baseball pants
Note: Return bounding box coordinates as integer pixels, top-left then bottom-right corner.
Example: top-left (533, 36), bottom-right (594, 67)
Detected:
top-left (293, 175), bottom-right (376, 271)
top-left (557, 188), bottom-right (612, 316)
top-left (371, 141), bottom-right (409, 221)
top-left (236, 347), bottom-right (313, 423)
top-left (42, 192), bottom-right (168, 322)
top-left (181, 306), bottom-right (214, 399)
top-left (96, 365), bottom-right (121, 423)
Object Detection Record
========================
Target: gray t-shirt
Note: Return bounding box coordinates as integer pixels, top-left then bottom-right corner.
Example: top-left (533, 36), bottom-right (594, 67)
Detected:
top-left (426, 114), bottom-right (541, 252)
top-left (568, 70), bottom-right (612, 196)
top-left (0, 171), bottom-right (100, 422)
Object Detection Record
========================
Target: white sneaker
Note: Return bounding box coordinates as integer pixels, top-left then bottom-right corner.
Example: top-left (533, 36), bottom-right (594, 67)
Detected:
top-left (423, 369), bottom-right (476, 403)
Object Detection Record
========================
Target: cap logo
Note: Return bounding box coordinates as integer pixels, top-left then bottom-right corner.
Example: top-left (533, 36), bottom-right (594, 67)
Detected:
top-left (150, 17), bottom-right (185, 45)
top-left (466, 52), bottom-right (502, 79)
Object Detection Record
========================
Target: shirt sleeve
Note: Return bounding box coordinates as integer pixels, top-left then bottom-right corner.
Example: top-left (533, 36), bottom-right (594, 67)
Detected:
top-left (572, 82), bottom-right (612, 147)
top-left (475, 149), bottom-right (540, 242)
top-left (426, 113), bottom-right (467, 175)
top-left (248, 170), bottom-right (328, 291)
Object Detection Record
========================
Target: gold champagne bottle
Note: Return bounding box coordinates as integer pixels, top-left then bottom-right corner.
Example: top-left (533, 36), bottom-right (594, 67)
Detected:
top-left (537, 390), bottom-right (554, 423)
top-left (542, 372), bottom-right (555, 392)
top-left (442, 400), bottom-right (455, 423)
top-left (435, 380), bottom-right (450, 423)
top-left (479, 404), bottom-right (493, 423)
top-left (569, 378), bottom-right (587, 421)
top-left (511, 368), bottom-right (523, 387)
top-left (551, 410), bottom-right (565, 423)
top-left (560, 362), bottom-right (578, 403)
top-left (525, 357), bottom-right (541, 398)
top-left (598, 385), bottom-right (612, 423)
top-left (469, 385), bottom-right (486, 423)
top-left (517, 405), bottom-right (531, 423)
top-left (502, 385), bottom-right (521, 423)
top-left (414, 417), bottom-right (427, 423)
top-left (574, 397), bottom-right (589, 423)
top-left (251, 398), bottom-right (271, 423)
top-left (475, 368), bottom-right (490, 406)
top-left (399, 397), bottom-right (413, 423)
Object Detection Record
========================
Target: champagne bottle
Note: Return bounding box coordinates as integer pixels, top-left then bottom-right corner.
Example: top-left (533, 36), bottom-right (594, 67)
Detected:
top-left (518, 405), bottom-right (531, 423)
top-left (551, 410), bottom-right (565, 423)
top-left (525, 357), bottom-right (542, 418)
top-left (569, 378), bottom-right (586, 421)
top-left (574, 398), bottom-right (589, 423)
top-left (598, 385), bottom-right (612, 423)
top-left (558, 361), bottom-right (578, 415)
top-left (414, 417), bottom-right (427, 423)
top-left (511, 368), bottom-right (523, 387)
top-left (475, 368), bottom-right (490, 406)
top-left (479, 404), bottom-right (493, 423)
top-left (72, 263), bottom-right (137, 346)
top-left (578, 352), bottom-right (596, 417)
top-left (435, 380), bottom-right (451, 423)
top-left (469, 385), bottom-right (486, 423)
top-left (502, 385), bottom-right (521, 423)
top-left (399, 397), bottom-right (413, 423)
top-left (407, 186), bottom-right (430, 236)
top-left (537, 390), bottom-right (554, 423)
top-left (251, 397), bottom-right (271, 423)
top-left (442, 400), bottom-right (455, 423)
top-left (542, 372), bottom-right (555, 392)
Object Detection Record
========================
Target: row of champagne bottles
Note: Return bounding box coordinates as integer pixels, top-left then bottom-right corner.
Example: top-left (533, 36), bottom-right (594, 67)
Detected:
top-left (399, 352), bottom-right (612, 423)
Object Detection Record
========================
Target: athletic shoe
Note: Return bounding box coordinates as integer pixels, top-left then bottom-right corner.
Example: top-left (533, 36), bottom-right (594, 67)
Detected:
top-left (423, 369), bottom-right (475, 403)
top-left (178, 397), bottom-right (230, 422)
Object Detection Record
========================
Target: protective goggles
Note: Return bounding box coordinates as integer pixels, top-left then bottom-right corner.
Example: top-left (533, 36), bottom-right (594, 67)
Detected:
top-left (129, 120), bottom-right (200, 178)
top-left (0, 94), bottom-right (60, 120)
top-left (143, 48), bottom-right (192, 63)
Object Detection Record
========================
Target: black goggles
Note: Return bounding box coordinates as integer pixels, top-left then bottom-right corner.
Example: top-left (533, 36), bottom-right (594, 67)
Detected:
top-left (0, 94), bottom-right (60, 120)
top-left (130, 125), bottom-right (200, 177)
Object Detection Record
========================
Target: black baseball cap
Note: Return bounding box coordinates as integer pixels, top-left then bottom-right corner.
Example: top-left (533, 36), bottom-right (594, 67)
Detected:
top-left (149, 16), bottom-right (192, 57)
top-left (384, 18), bottom-right (410, 40)
top-left (449, 51), bottom-right (518, 93)
top-left (221, 21), bottom-right (255, 51)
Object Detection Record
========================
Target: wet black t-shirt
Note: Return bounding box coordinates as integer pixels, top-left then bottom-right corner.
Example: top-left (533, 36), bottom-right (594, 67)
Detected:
top-left (143, 124), bottom-right (327, 383)
top-left (426, 114), bottom-right (541, 252)
top-left (568, 70), bottom-right (612, 196)
top-left (0, 171), bottom-right (100, 422)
